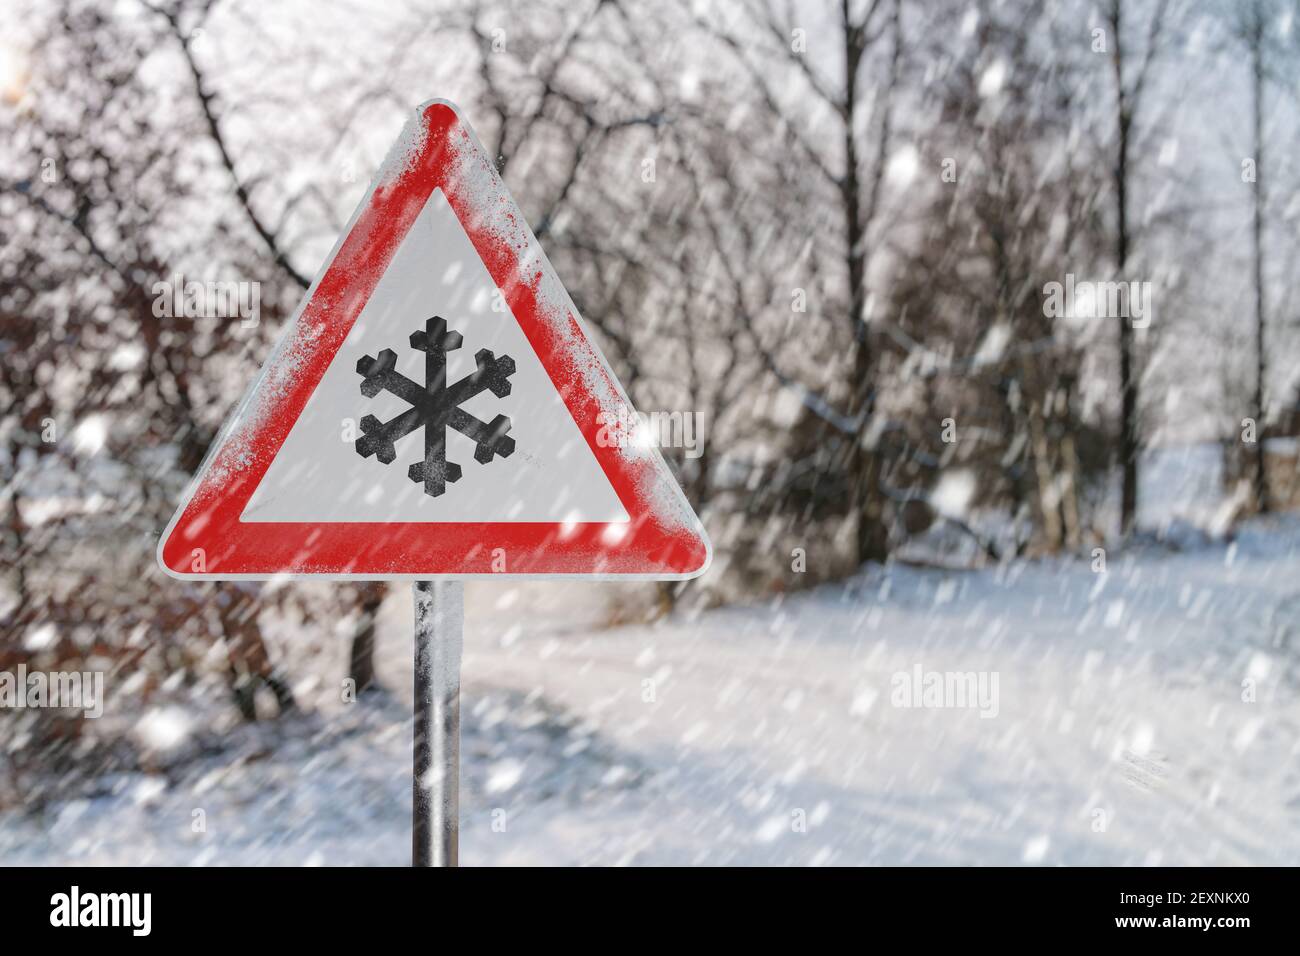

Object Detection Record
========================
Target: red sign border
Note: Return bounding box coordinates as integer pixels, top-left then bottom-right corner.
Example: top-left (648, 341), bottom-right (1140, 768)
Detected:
top-left (157, 101), bottom-right (710, 580)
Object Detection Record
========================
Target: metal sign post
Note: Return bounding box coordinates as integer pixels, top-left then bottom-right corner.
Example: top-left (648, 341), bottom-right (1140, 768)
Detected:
top-left (412, 580), bottom-right (463, 867)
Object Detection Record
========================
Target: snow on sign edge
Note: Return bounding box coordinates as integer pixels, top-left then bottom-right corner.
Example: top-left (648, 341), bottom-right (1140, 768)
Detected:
top-left (154, 99), bottom-right (712, 580)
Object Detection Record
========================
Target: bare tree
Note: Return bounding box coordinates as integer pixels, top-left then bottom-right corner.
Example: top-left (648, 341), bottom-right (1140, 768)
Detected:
top-left (1225, 0), bottom-right (1291, 512)
top-left (2, 0), bottom-right (303, 720)
top-left (690, 0), bottom-right (906, 569)
top-left (1101, 0), bottom-right (1173, 536)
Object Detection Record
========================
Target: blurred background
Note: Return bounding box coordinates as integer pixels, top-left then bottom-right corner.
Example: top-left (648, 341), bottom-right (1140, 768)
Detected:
top-left (2, 0), bottom-right (1300, 864)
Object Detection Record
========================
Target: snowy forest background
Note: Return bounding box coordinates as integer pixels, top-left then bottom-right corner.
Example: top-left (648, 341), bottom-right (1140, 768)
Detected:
top-left (3, 0), bottom-right (1300, 865)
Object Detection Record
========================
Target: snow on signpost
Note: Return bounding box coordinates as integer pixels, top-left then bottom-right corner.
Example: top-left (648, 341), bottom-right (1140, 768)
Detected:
top-left (156, 100), bottom-right (711, 866)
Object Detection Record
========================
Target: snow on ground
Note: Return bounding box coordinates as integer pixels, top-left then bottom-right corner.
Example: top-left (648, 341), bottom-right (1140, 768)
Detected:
top-left (3, 447), bottom-right (1300, 865)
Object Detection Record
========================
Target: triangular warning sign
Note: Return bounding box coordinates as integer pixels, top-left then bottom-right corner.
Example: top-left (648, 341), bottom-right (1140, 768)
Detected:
top-left (158, 100), bottom-right (710, 580)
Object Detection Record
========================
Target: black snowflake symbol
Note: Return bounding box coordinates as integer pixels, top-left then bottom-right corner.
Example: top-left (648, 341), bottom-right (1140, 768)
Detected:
top-left (355, 316), bottom-right (516, 498)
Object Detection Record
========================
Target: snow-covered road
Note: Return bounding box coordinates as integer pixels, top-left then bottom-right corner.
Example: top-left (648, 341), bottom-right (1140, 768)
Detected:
top-left (5, 514), bottom-right (1297, 865)
top-left (460, 524), bottom-right (1300, 865)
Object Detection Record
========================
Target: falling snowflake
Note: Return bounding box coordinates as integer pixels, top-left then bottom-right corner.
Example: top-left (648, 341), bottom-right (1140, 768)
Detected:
top-left (355, 315), bottom-right (516, 497)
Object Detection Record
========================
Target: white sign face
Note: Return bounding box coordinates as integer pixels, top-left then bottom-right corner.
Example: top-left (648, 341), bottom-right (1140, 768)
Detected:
top-left (241, 189), bottom-right (628, 524)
